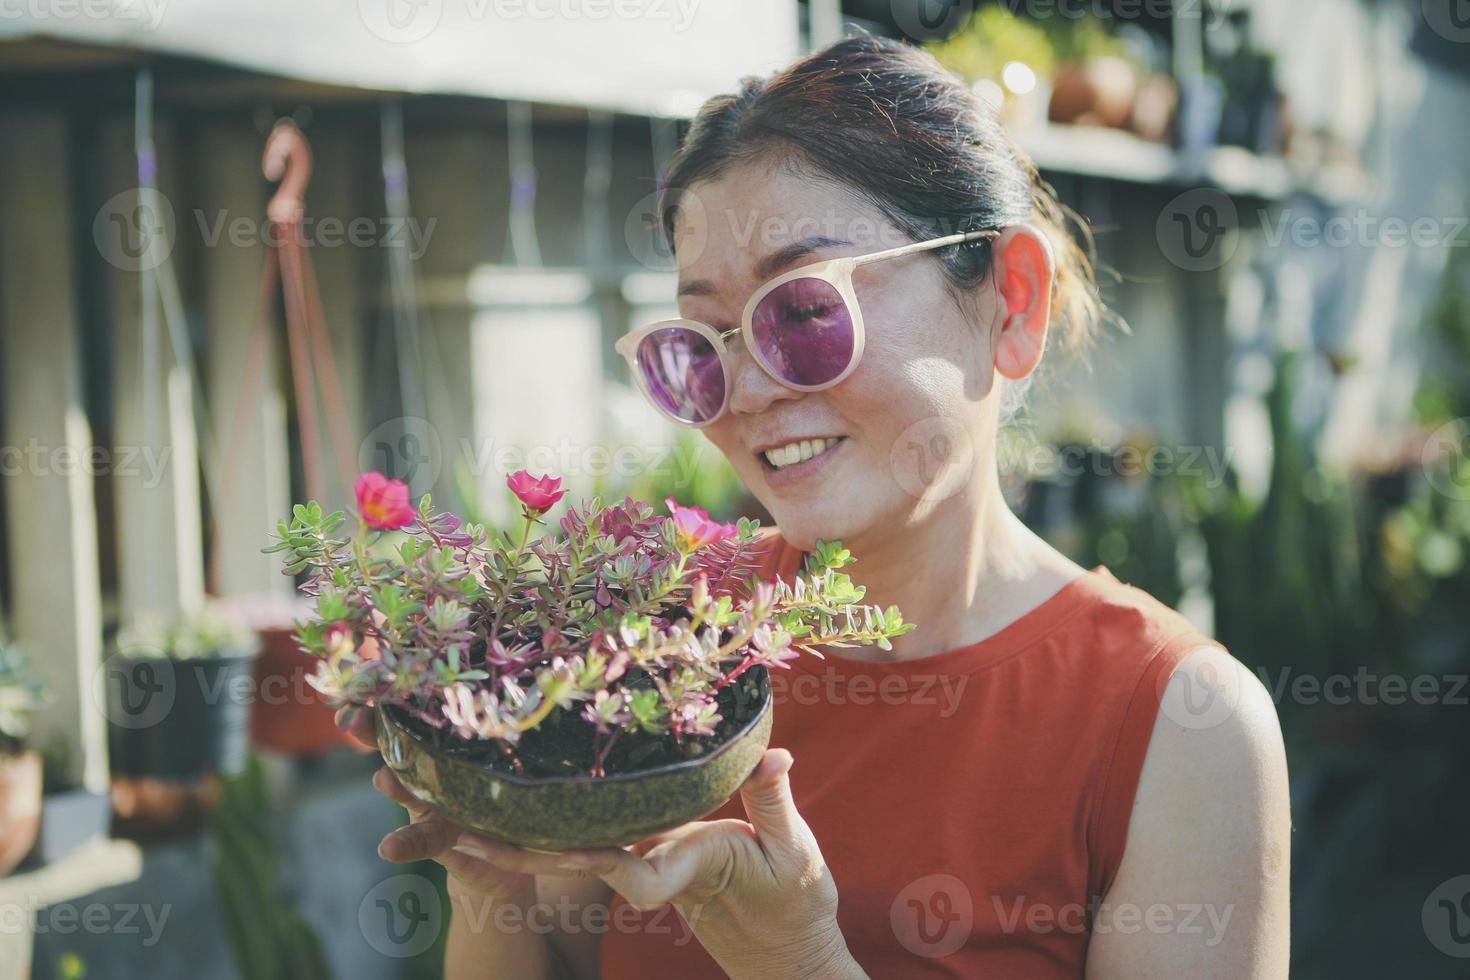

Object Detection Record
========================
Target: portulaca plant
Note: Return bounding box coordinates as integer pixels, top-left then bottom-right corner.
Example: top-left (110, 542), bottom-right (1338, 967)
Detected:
top-left (266, 470), bottom-right (911, 777)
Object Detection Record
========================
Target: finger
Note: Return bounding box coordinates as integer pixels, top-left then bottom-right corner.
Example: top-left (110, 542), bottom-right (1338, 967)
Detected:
top-left (578, 825), bottom-right (732, 910)
top-left (630, 818), bottom-right (752, 857)
top-left (738, 748), bottom-right (806, 851)
top-left (372, 767), bottom-right (433, 816)
top-left (378, 817), bottom-right (460, 863)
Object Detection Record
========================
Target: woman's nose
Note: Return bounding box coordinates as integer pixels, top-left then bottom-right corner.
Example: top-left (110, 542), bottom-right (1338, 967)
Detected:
top-left (726, 340), bottom-right (800, 417)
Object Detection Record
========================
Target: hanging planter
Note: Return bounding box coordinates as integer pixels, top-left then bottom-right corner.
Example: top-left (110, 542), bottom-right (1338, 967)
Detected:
top-left (268, 470), bottom-right (912, 850)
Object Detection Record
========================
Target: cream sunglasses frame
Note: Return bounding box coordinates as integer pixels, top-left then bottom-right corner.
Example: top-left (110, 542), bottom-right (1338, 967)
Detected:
top-left (614, 227), bottom-right (1000, 427)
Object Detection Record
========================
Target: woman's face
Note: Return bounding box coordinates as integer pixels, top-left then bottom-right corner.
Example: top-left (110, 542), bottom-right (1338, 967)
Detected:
top-left (671, 159), bottom-right (1008, 550)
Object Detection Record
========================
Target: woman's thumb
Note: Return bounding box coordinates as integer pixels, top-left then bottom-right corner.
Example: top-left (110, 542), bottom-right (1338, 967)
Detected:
top-left (739, 748), bottom-right (804, 847)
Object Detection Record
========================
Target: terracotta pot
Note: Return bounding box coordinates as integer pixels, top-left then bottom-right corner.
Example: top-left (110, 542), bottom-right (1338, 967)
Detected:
top-left (249, 625), bottom-right (355, 756)
top-left (0, 750), bottom-right (42, 875)
top-left (110, 774), bottom-right (220, 841)
top-left (376, 666), bottom-right (773, 851)
top-left (1049, 57), bottom-right (1137, 129)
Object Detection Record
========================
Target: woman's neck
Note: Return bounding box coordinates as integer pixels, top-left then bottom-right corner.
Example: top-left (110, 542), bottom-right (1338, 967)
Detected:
top-left (829, 472), bottom-right (1087, 662)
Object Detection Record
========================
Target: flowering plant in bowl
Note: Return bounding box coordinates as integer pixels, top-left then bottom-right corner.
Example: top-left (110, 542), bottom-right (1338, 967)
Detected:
top-left (266, 470), bottom-right (912, 850)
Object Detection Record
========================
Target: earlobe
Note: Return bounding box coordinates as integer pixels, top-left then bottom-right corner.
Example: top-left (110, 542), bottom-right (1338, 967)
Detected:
top-left (994, 311), bottom-right (1047, 380)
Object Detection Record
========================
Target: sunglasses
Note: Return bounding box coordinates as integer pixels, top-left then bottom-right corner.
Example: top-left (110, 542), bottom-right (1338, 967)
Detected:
top-left (615, 228), bottom-right (1000, 427)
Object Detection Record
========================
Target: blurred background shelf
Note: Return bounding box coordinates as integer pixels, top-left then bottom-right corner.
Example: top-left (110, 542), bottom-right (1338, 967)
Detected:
top-left (1017, 122), bottom-right (1370, 204)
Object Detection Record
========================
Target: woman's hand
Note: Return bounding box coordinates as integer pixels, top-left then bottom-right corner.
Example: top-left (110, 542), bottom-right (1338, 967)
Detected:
top-left (448, 748), bottom-right (866, 980)
top-left (336, 706), bottom-right (537, 904)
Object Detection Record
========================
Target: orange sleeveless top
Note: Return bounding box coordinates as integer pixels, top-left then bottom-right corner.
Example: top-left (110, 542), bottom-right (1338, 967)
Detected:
top-left (599, 530), bottom-right (1218, 978)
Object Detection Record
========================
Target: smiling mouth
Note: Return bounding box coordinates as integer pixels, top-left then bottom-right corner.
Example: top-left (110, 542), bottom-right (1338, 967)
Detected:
top-left (758, 436), bottom-right (846, 471)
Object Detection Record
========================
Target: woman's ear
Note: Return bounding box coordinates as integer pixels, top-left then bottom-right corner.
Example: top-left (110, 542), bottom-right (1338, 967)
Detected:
top-left (990, 224), bottom-right (1055, 380)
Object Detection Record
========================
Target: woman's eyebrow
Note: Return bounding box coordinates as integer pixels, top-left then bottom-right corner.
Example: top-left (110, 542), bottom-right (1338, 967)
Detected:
top-left (676, 235), bottom-right (853, 298)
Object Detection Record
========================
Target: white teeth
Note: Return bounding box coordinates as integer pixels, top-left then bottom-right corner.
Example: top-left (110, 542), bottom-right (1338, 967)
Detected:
top-left (763, 437), bottom-right (841, 470)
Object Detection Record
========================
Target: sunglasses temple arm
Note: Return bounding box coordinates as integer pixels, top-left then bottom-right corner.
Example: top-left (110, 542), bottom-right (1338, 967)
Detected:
top-left (851, 229), bottom-right (998, 268)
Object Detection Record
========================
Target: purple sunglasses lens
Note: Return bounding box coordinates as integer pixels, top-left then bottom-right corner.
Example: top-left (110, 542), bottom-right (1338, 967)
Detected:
top-left (635, 326), bottom-right (727, 424)
top-left (750, 277), bottom-right (855, 387)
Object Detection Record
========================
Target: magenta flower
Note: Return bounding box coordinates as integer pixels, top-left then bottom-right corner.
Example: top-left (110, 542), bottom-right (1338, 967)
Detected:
top-left (355, 472), bottom-right (415, 530)
top-left (665, 497), bottom-right (736, 550)
top-left (507, 471), bottom-right (567, 515)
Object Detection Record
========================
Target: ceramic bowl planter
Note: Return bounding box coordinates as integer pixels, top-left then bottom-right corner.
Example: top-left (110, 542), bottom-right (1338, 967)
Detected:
top-left (377, 666), bottom-right (773, 851)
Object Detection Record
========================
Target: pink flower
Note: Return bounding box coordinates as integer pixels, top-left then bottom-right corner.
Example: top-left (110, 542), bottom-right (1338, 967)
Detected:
top-left (666, 497), bottom-right (736, 550)
top-left (507, 470), bottom-right (567, 514)
top-left (355, 472), bottom-right (415, 530)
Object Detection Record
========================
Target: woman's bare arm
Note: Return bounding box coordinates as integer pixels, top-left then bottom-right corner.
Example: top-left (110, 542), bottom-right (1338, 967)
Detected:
top-left (1087, 646), bottom-right (1291, 979)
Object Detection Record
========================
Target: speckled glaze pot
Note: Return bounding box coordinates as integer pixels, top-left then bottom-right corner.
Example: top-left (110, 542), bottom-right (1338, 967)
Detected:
top-left (375, 667), bottom-right (773, 851)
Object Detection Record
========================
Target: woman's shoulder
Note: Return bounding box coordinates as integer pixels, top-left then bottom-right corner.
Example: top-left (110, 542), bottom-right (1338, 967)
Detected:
top-left (1063, 567), bottom-right (1205, 658)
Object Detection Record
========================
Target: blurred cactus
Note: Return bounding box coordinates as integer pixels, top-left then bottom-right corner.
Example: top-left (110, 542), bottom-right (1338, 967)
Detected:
top-left (1186, 350), bottom-right (1373, 685)
top-left (211, 756), bottom-right (332, 980)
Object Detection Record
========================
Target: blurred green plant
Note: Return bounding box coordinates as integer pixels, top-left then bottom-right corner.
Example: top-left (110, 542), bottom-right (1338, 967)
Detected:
top-left (927, 6), bottom-right (1057, 83)
top-left (452, 428), bottom-right (751, 530)
top-left (591, 428), bottom-right (749, 524)
top-left (926, 5), bottom-right (1133, 84)
top-left (1412, 247), bottom-right (1470, 425)
top-left (212, 756), bottom-right (333, 980)
top-left (114, 606), bottom-right (259, 661)
top-left (0, 643), bottom-right (50, 756)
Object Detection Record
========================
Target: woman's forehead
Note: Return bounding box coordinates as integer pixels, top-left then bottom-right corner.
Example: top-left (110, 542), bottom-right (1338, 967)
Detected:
top-left (671, 168), bottom-right (897, 289)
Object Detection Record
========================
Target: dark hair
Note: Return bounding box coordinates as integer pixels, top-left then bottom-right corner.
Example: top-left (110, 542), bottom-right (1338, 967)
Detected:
top-left (658, 35), bottom-right (1108, 360)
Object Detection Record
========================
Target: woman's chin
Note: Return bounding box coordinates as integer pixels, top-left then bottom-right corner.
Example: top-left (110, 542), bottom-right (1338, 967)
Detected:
top-left (766, 502), bottom-right (869, 553)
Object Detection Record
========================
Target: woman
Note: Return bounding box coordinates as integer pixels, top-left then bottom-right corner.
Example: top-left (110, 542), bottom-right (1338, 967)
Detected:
top-left (349, 36), bottom-right (1290, 978)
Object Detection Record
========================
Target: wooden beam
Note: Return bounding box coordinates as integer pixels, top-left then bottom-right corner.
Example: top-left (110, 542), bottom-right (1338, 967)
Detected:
top-left (0, 113), bottom-right (109, 792)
